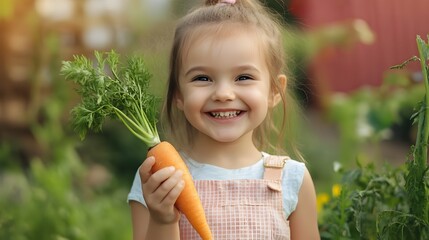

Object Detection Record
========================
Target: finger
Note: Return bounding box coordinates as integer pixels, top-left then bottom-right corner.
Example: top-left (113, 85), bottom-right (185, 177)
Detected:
top-left (152, 170), bottom-right (183, 200)
top-left (162, 179), bottom-right (185, 206)
top-left (139, 156), bottom-right (155, 183)
top-left (144, 166), bottom-right (176, 195)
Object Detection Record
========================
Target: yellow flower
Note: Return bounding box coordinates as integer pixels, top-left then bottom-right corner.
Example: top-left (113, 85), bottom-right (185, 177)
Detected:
top-left (332, 184), bottom-right (342, 197)
top-left (316, 193), bottom-right (330, 213)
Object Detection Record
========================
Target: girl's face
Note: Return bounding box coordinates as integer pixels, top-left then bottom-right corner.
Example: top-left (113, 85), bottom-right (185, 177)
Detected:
top-left (175, 27), bottom-right (284, 144)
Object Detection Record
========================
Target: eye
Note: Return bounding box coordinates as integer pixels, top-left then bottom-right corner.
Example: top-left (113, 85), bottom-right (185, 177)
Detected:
top-left (192, 75), bottom-right (210, 82)
top-left (237, 75), bottom-right (253, 81)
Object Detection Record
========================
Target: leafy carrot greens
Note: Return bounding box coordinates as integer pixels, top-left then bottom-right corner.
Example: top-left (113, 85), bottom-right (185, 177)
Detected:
top-left (61, 50), bottom-right (161, 147)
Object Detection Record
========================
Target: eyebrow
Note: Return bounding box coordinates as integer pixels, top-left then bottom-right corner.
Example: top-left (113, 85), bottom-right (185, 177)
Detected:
top-left (184, 64), bottom-right (261, 77)
top-left (236, 64), bottom-right (260, 73)
top-left (184, 66), bottom-right (210, 77)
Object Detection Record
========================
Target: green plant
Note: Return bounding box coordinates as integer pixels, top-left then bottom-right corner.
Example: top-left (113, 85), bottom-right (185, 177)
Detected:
top-left (327, 75), bottom-right (423, 167)
top-left (0, 79), bottom-right (133, 240)
top-left (319, 160), bottom-right (410, 239)
top-left (0, 155), bottom-right (132, 240)
top-left (402, 35), bottom-right (429, 238)
top-left (0, 48), bottom-right (134, 238)
top-left (61, 50), bottom-right (160, 146)
top-left (319, 35), bottom-right (429, 239)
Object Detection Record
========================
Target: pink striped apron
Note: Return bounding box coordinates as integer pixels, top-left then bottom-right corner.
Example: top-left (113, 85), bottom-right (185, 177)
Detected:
top-left (179, 156), bottom-right (291, 239)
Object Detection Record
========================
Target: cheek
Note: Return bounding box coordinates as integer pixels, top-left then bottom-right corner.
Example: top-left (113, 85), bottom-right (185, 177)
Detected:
top-left (245, 89), bottom-right (270, 117)
top-left (245, 87), bottom-right (270, 105)
top-left (179, 91), bottom-right (206, 112)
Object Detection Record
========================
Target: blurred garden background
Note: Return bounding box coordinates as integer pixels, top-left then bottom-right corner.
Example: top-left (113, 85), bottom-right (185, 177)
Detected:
top-left (0, 0), bottom-right (428, 239)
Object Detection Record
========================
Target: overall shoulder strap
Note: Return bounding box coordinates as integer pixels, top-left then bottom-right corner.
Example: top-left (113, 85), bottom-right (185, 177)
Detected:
top-left (263, 155), bottom-right (290, 191)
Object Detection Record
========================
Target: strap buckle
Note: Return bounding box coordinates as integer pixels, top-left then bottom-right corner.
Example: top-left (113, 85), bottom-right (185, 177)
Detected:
top-left (263, 156), bottom-right (288, 169)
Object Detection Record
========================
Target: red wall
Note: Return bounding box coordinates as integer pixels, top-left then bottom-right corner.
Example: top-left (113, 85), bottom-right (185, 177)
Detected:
top-left (289, 0), bottom-right (429, 97)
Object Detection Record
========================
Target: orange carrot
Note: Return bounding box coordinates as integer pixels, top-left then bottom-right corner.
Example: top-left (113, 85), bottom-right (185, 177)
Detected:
top-left (62, 52), bottom-right (212, 239)
top-left (147, 141), bottom-right (213, 240)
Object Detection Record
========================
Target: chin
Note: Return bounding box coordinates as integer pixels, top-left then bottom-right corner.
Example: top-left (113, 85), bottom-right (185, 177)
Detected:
top-left (211, 135), bottom-right (241, 143)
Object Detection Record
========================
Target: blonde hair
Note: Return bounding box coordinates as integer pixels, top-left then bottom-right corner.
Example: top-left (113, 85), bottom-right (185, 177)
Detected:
top-left (162, 0), bottom-right (303, 160)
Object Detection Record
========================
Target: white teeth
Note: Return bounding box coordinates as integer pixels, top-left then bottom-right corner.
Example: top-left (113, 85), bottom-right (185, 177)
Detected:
top-left (210, 111), bottom-right (241, 119)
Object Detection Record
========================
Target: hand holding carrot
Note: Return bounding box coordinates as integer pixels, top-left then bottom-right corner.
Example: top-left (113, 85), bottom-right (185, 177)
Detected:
top-left (139, 156), bottom-right (186, 224)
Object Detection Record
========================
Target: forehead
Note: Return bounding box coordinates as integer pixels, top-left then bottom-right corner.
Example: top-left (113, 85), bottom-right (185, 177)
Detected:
top-left (181, 23), bottom-right (266, 68)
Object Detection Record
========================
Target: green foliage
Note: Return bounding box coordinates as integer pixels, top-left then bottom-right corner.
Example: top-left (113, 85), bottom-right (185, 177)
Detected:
top-left (0, 155), bottom-right (132, 240)
top-left (319, 35), bottom-right (429, 240)
top-left (76, 121), bottom-right (148, 183)
top-left (404, 35), bottom-right (429, 236)
top-left (0, 48), bottom-right (135, 239)
top-left (61, 50), bottom-right (160, 146)
top-left (0, 80), bottom-right (132, 239)
top-left (328, 68), bottom-right (424, 166)
top-left (319, 161), bottom-right (415, 239)
top-left (320, 158), bottom-right (429, 239)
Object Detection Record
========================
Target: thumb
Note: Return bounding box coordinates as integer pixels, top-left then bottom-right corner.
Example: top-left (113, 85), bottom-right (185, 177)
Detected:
top-left (139, 156), bottom-right (155, 184)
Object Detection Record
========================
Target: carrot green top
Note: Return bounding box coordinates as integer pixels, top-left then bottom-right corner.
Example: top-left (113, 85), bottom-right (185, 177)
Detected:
top-left (61, 50), bottom-right (161, 147)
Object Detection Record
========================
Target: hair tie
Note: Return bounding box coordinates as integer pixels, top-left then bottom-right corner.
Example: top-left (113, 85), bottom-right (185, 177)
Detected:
top-left (217, 0), bottom-right (236, 6)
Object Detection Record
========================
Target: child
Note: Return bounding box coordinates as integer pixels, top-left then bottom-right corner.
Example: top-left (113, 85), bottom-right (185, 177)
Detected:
top-left (128, 0), bottom-right (320, 239)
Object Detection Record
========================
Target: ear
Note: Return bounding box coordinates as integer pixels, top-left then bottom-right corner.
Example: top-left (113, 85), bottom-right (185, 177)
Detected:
top-left (175, 91), bottom-right (184, 110)
top-left (269, 74), bottom-right (287, 107)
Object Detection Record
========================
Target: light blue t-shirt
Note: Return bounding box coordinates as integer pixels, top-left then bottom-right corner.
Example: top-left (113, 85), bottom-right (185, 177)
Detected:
top-left (127, 152), bottom-right (306, 219)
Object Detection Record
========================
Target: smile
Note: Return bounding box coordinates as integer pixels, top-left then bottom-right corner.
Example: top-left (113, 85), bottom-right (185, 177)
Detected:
top-left (210, 111), bottom-right (241, 119)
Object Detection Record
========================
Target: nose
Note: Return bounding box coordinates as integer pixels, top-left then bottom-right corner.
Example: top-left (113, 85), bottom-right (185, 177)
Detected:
top-left (211, 81), bottom-right (235, 102)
